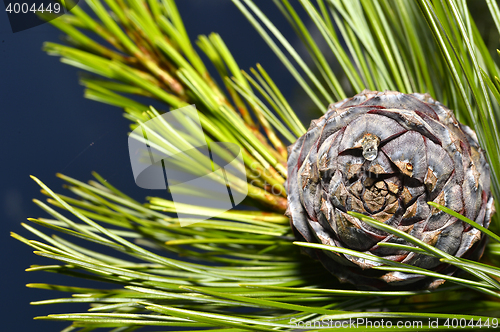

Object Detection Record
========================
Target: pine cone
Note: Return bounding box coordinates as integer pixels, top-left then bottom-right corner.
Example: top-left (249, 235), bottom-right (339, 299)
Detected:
top-left (286, 90), bottom-right (495, 289)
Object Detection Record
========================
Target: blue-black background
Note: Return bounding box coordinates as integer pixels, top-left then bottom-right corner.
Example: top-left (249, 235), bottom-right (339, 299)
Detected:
top-left (0, 1), bottom-right (311, 330)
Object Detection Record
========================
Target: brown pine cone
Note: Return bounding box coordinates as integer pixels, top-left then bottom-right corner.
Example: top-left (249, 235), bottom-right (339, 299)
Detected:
top-left (286, 90), bottom-right (495, 289)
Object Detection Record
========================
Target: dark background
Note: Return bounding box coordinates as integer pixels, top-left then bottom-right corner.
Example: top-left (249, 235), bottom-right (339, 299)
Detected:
top-left (0, 1), bottom-right (309, 330)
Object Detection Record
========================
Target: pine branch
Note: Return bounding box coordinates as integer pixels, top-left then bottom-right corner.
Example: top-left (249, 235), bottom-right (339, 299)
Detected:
top-left (13, 0), bottom-right (500, 330)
